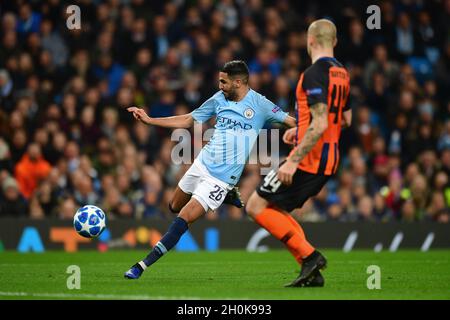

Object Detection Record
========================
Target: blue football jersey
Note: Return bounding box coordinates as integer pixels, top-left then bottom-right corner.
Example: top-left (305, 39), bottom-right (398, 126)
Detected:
top-left (191, 89), bottom-right (288, 185)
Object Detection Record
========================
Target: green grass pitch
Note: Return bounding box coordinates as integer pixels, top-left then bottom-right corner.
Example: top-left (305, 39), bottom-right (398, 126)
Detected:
top-left (0, 250), bottom-right (449, 300)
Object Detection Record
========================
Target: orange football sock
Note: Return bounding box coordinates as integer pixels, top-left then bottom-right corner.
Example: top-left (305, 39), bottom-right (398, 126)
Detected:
top-left (254, 207), bottom-right (315, 264)
top-left (285, 214), bottom-right (305, 238)
top-left (284, 214), bottom-right (307, 264)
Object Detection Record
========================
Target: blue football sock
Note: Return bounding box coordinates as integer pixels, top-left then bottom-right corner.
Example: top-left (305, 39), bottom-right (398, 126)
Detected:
top-left (142, 217), bottom-right (188, 267)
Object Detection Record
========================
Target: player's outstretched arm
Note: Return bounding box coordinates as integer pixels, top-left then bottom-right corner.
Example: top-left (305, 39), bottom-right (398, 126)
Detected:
top-left (127, 107), bottom-right (194, 128)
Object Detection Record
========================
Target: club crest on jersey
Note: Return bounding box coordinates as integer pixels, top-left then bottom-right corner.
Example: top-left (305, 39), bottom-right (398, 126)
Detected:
top-left (244, 108), bottom-right (255, 119)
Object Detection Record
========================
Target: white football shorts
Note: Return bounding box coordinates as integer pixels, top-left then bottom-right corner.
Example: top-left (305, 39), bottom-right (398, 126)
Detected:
top-left (178, 159), bottom-right (233, 212)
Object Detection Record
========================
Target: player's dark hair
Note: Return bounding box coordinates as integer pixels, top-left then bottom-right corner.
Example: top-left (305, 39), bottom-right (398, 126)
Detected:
top-left (221, 60), bottom-right (249, 84)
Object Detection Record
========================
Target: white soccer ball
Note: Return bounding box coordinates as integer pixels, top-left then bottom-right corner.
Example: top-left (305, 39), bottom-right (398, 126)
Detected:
top-left (73, 205), bottom-right (107, 238)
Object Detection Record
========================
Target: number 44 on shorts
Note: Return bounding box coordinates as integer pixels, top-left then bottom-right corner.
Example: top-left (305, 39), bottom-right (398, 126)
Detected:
top-left (261, 170), bottom-right (282, 193)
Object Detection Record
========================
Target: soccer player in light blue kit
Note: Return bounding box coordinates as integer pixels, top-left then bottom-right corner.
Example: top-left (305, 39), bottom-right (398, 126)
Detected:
top-left (125, 61), bottom-right (296, 279)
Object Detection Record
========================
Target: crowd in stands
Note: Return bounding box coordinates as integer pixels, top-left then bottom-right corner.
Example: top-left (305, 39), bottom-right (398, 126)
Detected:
top-left (0, 0), bottom-right (449, 222)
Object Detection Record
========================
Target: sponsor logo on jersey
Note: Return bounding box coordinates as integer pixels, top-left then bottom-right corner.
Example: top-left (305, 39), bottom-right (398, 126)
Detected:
top-left (216, 116), bottom-right (253, 130)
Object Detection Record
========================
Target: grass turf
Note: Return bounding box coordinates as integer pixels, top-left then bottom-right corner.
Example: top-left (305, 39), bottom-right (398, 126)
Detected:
top-left (0, 250), bottom-right (449, 300)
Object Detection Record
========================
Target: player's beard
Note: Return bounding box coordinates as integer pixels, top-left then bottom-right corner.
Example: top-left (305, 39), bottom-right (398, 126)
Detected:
top-left (224, 88), bottom-right (238, 101)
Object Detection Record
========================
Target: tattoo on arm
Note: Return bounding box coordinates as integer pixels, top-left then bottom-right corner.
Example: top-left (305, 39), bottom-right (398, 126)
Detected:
top-left (288, 103), bottom-right (328, 164)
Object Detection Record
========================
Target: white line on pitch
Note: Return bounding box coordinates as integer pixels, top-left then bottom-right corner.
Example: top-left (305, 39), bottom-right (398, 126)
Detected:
top-left (0, 291), bottom-right (246, 300)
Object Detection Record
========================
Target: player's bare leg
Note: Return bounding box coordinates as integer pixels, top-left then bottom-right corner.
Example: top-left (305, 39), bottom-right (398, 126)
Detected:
top-left (246, 191), bottom-right (270, 219)
top-left (177, 197), bottom-right (208, 224)
top-left (169, 186), bottom-right (192, 213)
top-left (125, 198), bottom-right (206, 279)
top-left (246, 191), bottom-right (326, 287)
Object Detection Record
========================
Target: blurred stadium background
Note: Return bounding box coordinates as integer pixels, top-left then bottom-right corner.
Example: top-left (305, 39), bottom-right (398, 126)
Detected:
top-left (0, 0), bottom-right (449, 253)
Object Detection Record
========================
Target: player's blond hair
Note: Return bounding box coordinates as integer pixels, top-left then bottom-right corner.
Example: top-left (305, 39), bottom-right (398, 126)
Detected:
top-left (307, 19), bottom-right (337, 48)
